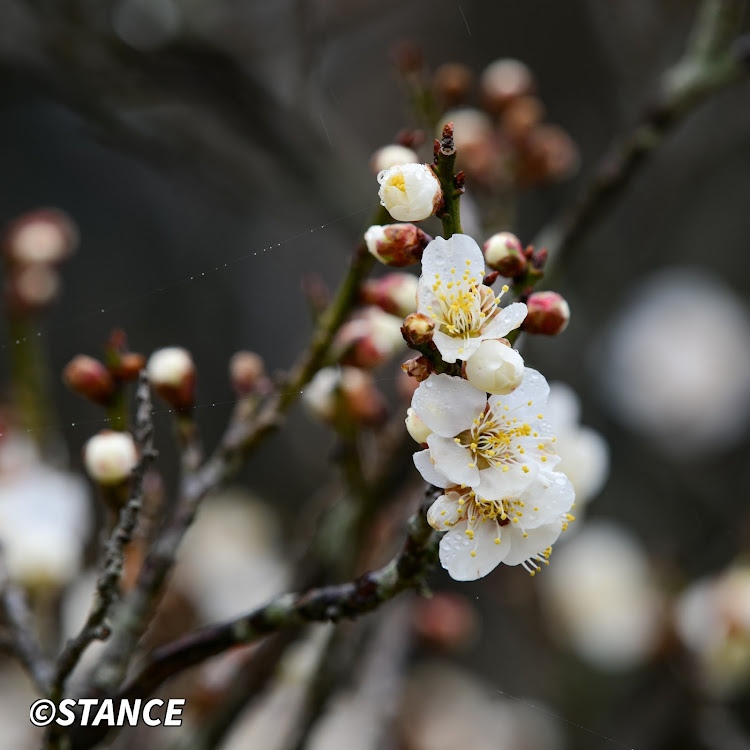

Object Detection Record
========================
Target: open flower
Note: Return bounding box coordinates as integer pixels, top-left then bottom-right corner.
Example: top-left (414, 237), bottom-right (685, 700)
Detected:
top-left (411, 371), bottom-right (558, 499)
top-left (419, 452), bottom-right (574, 580)
top-left (417, 234), bottom-right (527, 363)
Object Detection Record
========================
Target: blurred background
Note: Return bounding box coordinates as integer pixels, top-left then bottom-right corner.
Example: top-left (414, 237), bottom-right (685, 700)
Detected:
top-left (2, 0), bottom-right (750, 748)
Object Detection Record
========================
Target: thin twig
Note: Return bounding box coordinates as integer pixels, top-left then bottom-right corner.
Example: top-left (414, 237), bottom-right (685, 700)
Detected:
top-left (541, 0), bottom-right (748, 267)
top-left (50, 372), bottom-right (157, 702)
top-left (86, 234), bottom-right (379, 697)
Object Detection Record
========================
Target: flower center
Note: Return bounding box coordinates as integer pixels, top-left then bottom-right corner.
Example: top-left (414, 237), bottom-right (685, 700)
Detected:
top-left (455, 403), bottom-right (534, 471)
top-left (389, 174), bottom-right (406, 192)
top-left (426, 266), bottom-right (507, 340)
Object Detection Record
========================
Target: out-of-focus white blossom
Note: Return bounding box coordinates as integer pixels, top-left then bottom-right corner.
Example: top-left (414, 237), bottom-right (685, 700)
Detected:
top-left (480, 59), bottom-right (535, 111)
top-left (377, 163), bottom-right (442, 222)
top-left (416, 234), bottom-right (527, 363)
top-left (83, 430), bottom-right (138, 486)
top-left (400, 662), bottom-right (563, 750)
top-left (370, 144), bottom-right (419, 174)
top-left (540, 521), bottom-right (663, 671)
top-left (303, 367), bottom-right (386, 427)
top-left (544, 382), bottom-right (609, 508)
top-left (464, 339), bottom-right (525, 395)
top-left (675, 562), bottom-right (750, 696)
top-left (0, 436), bottom-right (91, 589)
top-left (174, 490), bottom-right (288, 622)
top-left (599, 268), bottom-right (750, 455)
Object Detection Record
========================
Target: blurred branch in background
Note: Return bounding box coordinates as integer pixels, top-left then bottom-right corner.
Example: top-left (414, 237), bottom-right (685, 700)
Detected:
top-left (541, 0), bottom-right (748, 268)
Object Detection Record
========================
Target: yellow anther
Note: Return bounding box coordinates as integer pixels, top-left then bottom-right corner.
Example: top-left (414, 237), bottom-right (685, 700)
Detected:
top-left (501, 284), bottom-right (509, 292)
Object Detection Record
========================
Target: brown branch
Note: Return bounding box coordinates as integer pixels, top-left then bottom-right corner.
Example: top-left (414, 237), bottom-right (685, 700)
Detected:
top-left (0, 571), bottom-right (53, 695)
top-left (542, 0), bottom-right (748, 267)
top-left (85, 232), bottom-right (380, 697)
top-left (50, 372), bottom-right (157, 702)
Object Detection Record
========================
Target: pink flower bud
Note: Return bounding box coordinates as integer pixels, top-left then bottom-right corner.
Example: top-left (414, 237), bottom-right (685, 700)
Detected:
top-left (360, 273), bottom-right (418, 318)
top-left (8, 264), bottom-right (60, 311)
top-left (63, 355), bottom-right (116, 405)
top-left (433, 62), bottom-right (473, 107)
top-left (482, 232), bottom-right (527, 277)
top-left (146, 347), bottom-right (196, 409)
top-left (84, 430), bottom-right (138, 485)
top-left (364, 223), bottom-right (432, 267)
top-left (229, 351), bottom-right (269, 396)
top-left (4, 209), bottom-right (78, 267)
top-left (522, 291), bottom-right (571, 335)
top-left (401, 312), bottom-right (435, 348)
top-left (412, 592), bottom-right (479, 651)
top-left (335, 307), bottom-right (405, 369)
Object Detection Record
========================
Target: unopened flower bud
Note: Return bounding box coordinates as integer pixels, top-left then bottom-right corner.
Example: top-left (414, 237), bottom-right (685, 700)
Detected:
top-left (11, 264), bottom-right (60, 310)
top-left (480, 58), bottom-right (535, 113)
top-left (303, 366), bottom-right (386, 426)
top-left (365, 223), bottom-right (432, 268)
top-left (401, 355), bottom-right (433, 382)
top-left (146, 347), bottom-right (196, 409)
top-left (84, 430), bottom-right (138, 485)
top-left (521, 125), bottom-right (579, 184)
top-left (464, 339), bottom-right (525, 395)
top-left (111, 352), bottom-right (146, 382)
top-left (336, 307), bottom-right (405, 369)
top-left (483, 232), bottom-right (527, 277)
top-left (4, 209), bottom-right (78, 266)
top-left (377, 163), bottom-right (442, 222)
top-left (63, 355), bottom-right (116, 405)
top-left (405, 407), bottom-right (432, 444)
top-left (433, 62), bottom-right (473, 107)
top-left (370, 144), bottom-right (419, 174)
top-left (229, 350), bottom-right (268, 396)
top-left (402, 312), bottom-right (435, 348)
top-left (501, 95), bottom-right (545, 141)
top-left (361, 273), bottom-right (418, 317)
top-left (523, 291), bottom-right (571, 335)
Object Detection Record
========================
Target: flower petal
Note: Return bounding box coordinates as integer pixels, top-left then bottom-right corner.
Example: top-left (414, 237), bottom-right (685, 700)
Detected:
top-left (482, 302), bottom-right (528, 339)
top-left (431, 330), bottom-right (482, 363)
top-left (439, 519), bottom-right (508, 581)
top-left (519, 471), bottom-right (575, 529)
top-left (412, 374), bottom-right (485, 436)
top-left (420, 234), bottom-right (485, 283)
top-left (427, 491), bottom-right (464, 530)
top-left (503, 522), bottom-right (563, 566)
top-left (490, 367), bottom-right (550, 414)
top-left (427, 434), bottom-right (480, 488)
top-left (476, 462), bottom-right (536, 499)
top-left (413, 449), bottom-right (449, 488)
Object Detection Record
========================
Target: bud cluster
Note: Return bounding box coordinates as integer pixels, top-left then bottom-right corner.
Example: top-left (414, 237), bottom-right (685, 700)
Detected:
top-left (428, 57), bottom-right (579, 190)
top-left (2, 209), bottom-right (78, 314)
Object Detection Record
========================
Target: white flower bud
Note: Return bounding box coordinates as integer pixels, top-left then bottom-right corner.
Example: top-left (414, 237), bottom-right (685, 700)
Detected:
top-left (147, 346), bottom-right (196, 409)
top-left (146, 346), bottom-right (193, 387)
top-left (482, 232), bottom-right (526, 277)
top-left (370, 144), bottom-right (419, 174)
top-left (464, 339), bottom-right (524, 395)
top-left (405, 407), bottom-right (432, 444)
top-left (377, 163), bottom-right (442, 222)
top-left (83, 430), bottom-right (138, 485)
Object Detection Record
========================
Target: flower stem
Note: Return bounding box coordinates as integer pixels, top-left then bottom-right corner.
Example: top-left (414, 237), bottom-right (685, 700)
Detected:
top-left (433, 122), bottom-right (464, 239)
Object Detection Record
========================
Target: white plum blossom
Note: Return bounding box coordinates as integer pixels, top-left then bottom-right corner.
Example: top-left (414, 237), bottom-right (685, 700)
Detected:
top-left (464, 339), bottom-right (525, 395)
top-left (377, 163), bottom-right (442, 222)
top-left (83, 430), bottom-right (138, 485)
top-left (424, 465), bottom-right (574, 580)
top-left (370, 144), bottom-right (419, 173)
top-left (411, 371), bottom-right (558, 498)
top-left (417, 234), bottom-right (527, 363)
